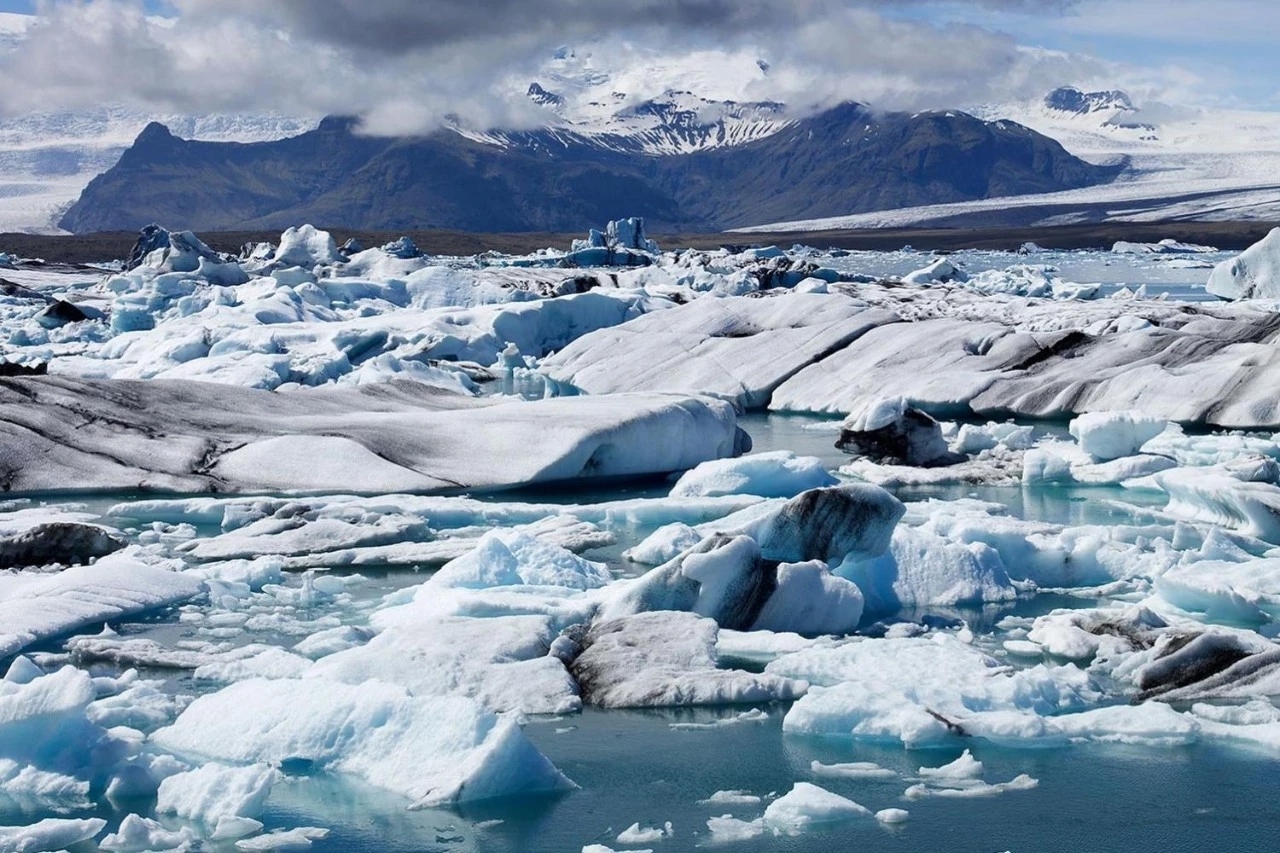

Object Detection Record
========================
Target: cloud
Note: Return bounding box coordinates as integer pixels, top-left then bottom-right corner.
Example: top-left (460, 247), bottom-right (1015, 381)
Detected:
top-left (176, 0), bottom-right (1082, 54)
top-left (0, 0), bottom-right (1204, 133)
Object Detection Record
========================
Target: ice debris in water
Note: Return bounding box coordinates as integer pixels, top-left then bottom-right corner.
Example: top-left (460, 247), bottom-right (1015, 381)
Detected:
top-left (10, 222), bottom-right (1280, 849)
top-left (234, 827), bottom-right (331, 851)
top-left (615, 821), bottom-right (672, 844)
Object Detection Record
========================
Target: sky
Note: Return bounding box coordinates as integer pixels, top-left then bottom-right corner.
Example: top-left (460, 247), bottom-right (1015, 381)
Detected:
top-left (0, 0), bottom-right (1273, 133)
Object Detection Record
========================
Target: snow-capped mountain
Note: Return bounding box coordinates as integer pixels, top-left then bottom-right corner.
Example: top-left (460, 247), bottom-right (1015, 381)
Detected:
top-left (459, 90), bottom-right (792, 156)
top-left (0, 13), bottom-right (316, 234)
top-left (1043, 86), bottom-right (1136, 118)
top-left (60, 103), bottom-right (1114, 234)
top-left (461, 47), bottom-right (795, 155)
top-left (736, 86), bottom-right (1280, 231)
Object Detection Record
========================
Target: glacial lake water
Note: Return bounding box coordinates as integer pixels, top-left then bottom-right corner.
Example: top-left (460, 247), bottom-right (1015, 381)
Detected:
top-left (58, 708), bottom-right (1280, 853)
top-left (822, 248), bottom-right (1232, 302)
top-left (7, 411), bottom-right (1280, 853)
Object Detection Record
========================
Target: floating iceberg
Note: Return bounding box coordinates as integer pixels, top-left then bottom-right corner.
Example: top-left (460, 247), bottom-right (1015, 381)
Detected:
top-left (1069, 410), bottom-right (1168, 461)
top-left (668, 451), bottom-right (836, 499)
top-left (568, 612), bottom-right (806, 708)
top-left (1206, 228), bottom-right (1280, 299)
top-left (0, 555), bottom-right (203, 659)
top-left (543, 294), bottom-right (894, 409)
top-left (151, 678), bottom-right (575, 806)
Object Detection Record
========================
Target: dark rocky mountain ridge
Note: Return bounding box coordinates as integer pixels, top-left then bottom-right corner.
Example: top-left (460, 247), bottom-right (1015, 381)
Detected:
top-left (60, 103), bottom-right (1122, 234)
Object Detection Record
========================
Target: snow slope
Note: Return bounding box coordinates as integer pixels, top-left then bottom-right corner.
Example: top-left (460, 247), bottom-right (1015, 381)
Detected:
top-left (469, 47), bottom-right (793, 155)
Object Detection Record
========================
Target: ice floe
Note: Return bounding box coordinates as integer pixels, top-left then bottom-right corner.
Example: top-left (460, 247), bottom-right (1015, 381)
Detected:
top-left (0, 554), bottom-right (203, 659)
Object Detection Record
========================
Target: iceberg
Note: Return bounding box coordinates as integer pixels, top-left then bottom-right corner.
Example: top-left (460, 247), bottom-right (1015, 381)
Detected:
top-left (565, 218), bottom-right (659, 266)
top-left (0, 506), bottom-right (124, 569)
top-left (1068, 410), bottom-right (1168, 461)
top-left (310, 612), bottom-right (582, 715)
top-left (0, 377), bottom-right (744, 495)
top-left (99, 814), bottom-right (197, 852)
top-left (836, 397), bottom-right (955, 467)
top-left (668, 451), bottom-right (836, 499)
top-left (772, 634), bottom-right (1101, 747)
top-left (0, 555), bottom-right (203, 659)
top-left (0, 818), bottom-right (106, 853)
top-left (836, 525), bottom-right (1017, 616)
top-left (155, 762), bottom-right (278, 833)
top-left (568, 612), bottom-right (806, 708)
top-left (1206, 228), bottom-right (1280, 299)
top-left (543, 294), bottom-right (895, 409)
top-left (762, 782), bottom-right (870, 827)
top-left (150, 678), bottom-right (575, 806)
top-left (1155, 468), bottom-right (1280, 543)
top-left (601, 532), bottom-right (871, 636)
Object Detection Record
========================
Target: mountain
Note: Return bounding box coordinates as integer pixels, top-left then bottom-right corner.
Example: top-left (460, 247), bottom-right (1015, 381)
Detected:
top-left (1043, 86), bottom-right (1135, 117)
top-left (0, 13), bottom-right (316, 234)
top-left (734, 86), bottom-right (1280, 233)
top-left (59, 104), bottom-right (1118, 234)
top-left (0, 108), bottom-right (317, 234)
top-left (493, 46), bottom-right (795, 156)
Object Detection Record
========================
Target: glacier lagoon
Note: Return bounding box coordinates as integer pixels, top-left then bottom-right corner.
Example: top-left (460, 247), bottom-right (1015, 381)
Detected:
top-left (5, 223), bottom-right (1280, 851)
top-left (6, 444), bottom-right (1280, 853)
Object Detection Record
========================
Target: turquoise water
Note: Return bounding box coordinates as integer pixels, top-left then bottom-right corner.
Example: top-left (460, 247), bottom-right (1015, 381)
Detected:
top-left (6, 703), bottom-right (1280, 852)
top-left (71, 709), bottom-right (1278, 853)
top-left (822, 248), bottom-right (1228, 302)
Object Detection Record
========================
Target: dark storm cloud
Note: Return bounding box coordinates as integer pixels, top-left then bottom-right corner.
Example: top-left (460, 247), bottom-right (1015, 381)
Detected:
top-left (182, 0), bottom-right (1081, 54)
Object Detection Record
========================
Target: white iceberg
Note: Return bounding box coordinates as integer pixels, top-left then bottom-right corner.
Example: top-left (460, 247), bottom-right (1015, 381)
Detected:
top-left (151, 678), bottom-right (575, 806)
top-left (1206, 227), bottom-right (1280, 299)
top-left (668, 451), bottom-right (836, 499)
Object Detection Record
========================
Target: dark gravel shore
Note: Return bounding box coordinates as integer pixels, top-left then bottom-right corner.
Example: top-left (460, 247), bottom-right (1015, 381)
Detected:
top-left (2, 221), bottom-right (1275, 265)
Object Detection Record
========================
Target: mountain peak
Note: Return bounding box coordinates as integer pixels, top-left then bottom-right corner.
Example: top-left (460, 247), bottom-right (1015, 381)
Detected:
top-left (527, 82), bottom-right (564, 108)
top-left (316, 115), bottom-right (360, 134)
top-left (1044, 86), bottom-right (1134, 115)
top-left (135, 121), bottom-right (174, 144)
